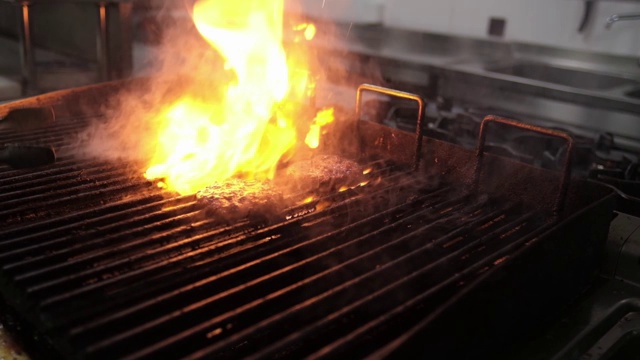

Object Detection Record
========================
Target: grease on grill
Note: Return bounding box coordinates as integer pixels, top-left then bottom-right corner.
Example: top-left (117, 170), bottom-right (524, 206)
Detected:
top-left (196, 178), bottom-right (286, 222)
top-left (280, 155), bottom-right (363, 193)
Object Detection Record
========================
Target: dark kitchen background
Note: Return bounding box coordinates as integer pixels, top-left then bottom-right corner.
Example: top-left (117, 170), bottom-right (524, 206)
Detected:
top-left (0, 0), bottom-right (640, 359)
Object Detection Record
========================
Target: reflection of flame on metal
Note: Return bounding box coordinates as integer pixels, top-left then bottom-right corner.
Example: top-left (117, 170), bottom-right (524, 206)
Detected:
top-left (493, 256), bottom-right (509, 265)
top-left (288, 197), bottom-right (333, 220)
top-left (299, 196), bottom-right (315, 205)
top-left (206, 328), bottom-right (223, 338)
top-left (362, 168), bottom-right (372, 175)
top-left (315, 200), bottom-right (332, 212)
top-left (336, 180), bottom-right (372, 193)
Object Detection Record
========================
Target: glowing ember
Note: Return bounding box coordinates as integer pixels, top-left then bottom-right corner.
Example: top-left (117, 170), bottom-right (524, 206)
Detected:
top-left (144, 0), bottom-right (331, 195)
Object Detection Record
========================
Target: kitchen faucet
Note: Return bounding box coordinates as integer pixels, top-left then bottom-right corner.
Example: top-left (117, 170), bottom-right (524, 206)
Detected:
top-left (605, 13), bottom-right (640, 29)
top-left (605, 12), bottom-right (640, 66)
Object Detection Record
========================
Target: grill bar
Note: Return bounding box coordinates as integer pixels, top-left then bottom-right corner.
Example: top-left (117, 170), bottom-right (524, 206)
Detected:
top-left (0, 193), bottom-right (168, 242)
top-left (43, 175), bottom-right (441, 318)
top-left (198, 211), bottom-right (532, 360)
top-left (0, 167), bottom-right (138, 204)
top-left (0, 159), bottom-right (111, 186)
top-left (249, 209), bottom-right (531, 359)
top-left (10, 206), bottom-right (201, 280)
top-left (305, 214), bottom-right (538, 360)
top-left (186, 212), bottom-right (540, 358)
top-left (77, 191), bottom-right (464, 358)
top-left (13, 168), bottom-right (410, 320)
top-left (0, 104), bottom-right (566, 360)
top-left (45, 187), bottom-right (441, 332)
top-left (0, 178), bottom-right (152, 225)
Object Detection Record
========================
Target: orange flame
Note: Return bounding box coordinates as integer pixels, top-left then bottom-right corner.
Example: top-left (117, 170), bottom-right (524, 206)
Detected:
top-left (304, 107), bottom-right (335, 149)
top-left (293, 23), bottom-right (317, 42)
top-left (144, 0), bottom-right (330, 194)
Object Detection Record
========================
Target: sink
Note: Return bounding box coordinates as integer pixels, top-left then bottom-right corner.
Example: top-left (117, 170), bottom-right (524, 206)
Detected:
top-left (485, 62), bottom-right (640, 91)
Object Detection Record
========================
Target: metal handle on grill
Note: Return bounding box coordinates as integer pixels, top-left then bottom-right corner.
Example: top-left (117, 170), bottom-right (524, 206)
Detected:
top-left (355, 84), bottom-right (425, 171)
top-left (474, 115), bottom-right (574, 215)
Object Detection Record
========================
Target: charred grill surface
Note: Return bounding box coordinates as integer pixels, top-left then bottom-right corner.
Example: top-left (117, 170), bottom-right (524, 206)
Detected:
top-left (0, 113), bottom-right (551, 359)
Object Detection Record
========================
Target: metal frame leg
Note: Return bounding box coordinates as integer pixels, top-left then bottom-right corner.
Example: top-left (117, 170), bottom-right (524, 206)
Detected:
top-left (96, 2), bottom-right (110, 81)
top-left (17, 1), bottom-right (36, 95)
top-left (116, 1), bottom-right (134, 78)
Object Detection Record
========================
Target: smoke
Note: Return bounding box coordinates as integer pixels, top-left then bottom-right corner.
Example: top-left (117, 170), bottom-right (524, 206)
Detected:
top-left (74, 3), bottom-right (227, 163)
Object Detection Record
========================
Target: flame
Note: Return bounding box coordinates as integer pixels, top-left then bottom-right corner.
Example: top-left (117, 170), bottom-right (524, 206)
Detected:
top-left (304, 108), bottom-right (335, 149)
top-left (293, 23), bottom-right (317, 42)
top-left (144, 0), bottom-right (329, 195)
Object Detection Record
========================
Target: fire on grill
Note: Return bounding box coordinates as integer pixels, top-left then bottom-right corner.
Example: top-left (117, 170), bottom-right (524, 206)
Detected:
top-left (0, 0), bottom-right (618, 359)
top-left (134, 0), bottom-right (334, 197)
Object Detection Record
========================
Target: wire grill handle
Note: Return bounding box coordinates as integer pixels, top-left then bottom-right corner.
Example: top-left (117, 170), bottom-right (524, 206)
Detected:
top-left (355, 84), bottom-right (425, 171)
top-left (474, 115), bottom-right (574, 215)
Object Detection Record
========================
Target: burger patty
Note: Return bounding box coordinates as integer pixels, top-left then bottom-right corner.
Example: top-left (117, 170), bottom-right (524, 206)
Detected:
top-left (280, 155), bottom-right (363, 193)
top-left (196, 178), bottom-right (286, 221)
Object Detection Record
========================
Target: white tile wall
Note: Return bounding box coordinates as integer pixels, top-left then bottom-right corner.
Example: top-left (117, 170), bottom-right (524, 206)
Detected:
top-left (381, 0), bottom-right (640, 57)
top-left (382, 0), bottom-right (454, 33)
top-left (285, 0), bottom-right (384, 24)
top-left (287, 0), bottom-right (640, 57)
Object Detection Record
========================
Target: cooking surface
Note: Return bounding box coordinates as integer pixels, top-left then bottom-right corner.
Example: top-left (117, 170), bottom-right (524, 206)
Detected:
top-left (0, 81), bottom-right (619, 359)
top-left (0, 113), bottom-right (547, 359)
top-left (0, 94), bottom-right (582, 359)
top-left (0, 1), bottom-right (638, 357)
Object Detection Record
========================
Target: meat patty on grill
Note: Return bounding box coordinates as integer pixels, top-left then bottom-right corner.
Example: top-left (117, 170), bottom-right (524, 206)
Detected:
top-left (279, 155), bottom-right (363, 193)
top-left (196, 178), bottom-right (285, 222)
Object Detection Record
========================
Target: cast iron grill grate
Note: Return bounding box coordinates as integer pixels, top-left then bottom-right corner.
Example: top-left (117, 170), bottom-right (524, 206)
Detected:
top-left (0, 109), bottom-right (550, 359)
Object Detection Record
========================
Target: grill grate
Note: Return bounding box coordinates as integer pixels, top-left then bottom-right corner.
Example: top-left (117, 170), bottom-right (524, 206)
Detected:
top-left (0, 113), bottom-right (549, 359)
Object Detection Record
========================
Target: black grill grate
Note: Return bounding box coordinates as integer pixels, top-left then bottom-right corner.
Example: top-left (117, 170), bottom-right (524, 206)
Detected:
top-left (0, 114), bottom-right (548, 359)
